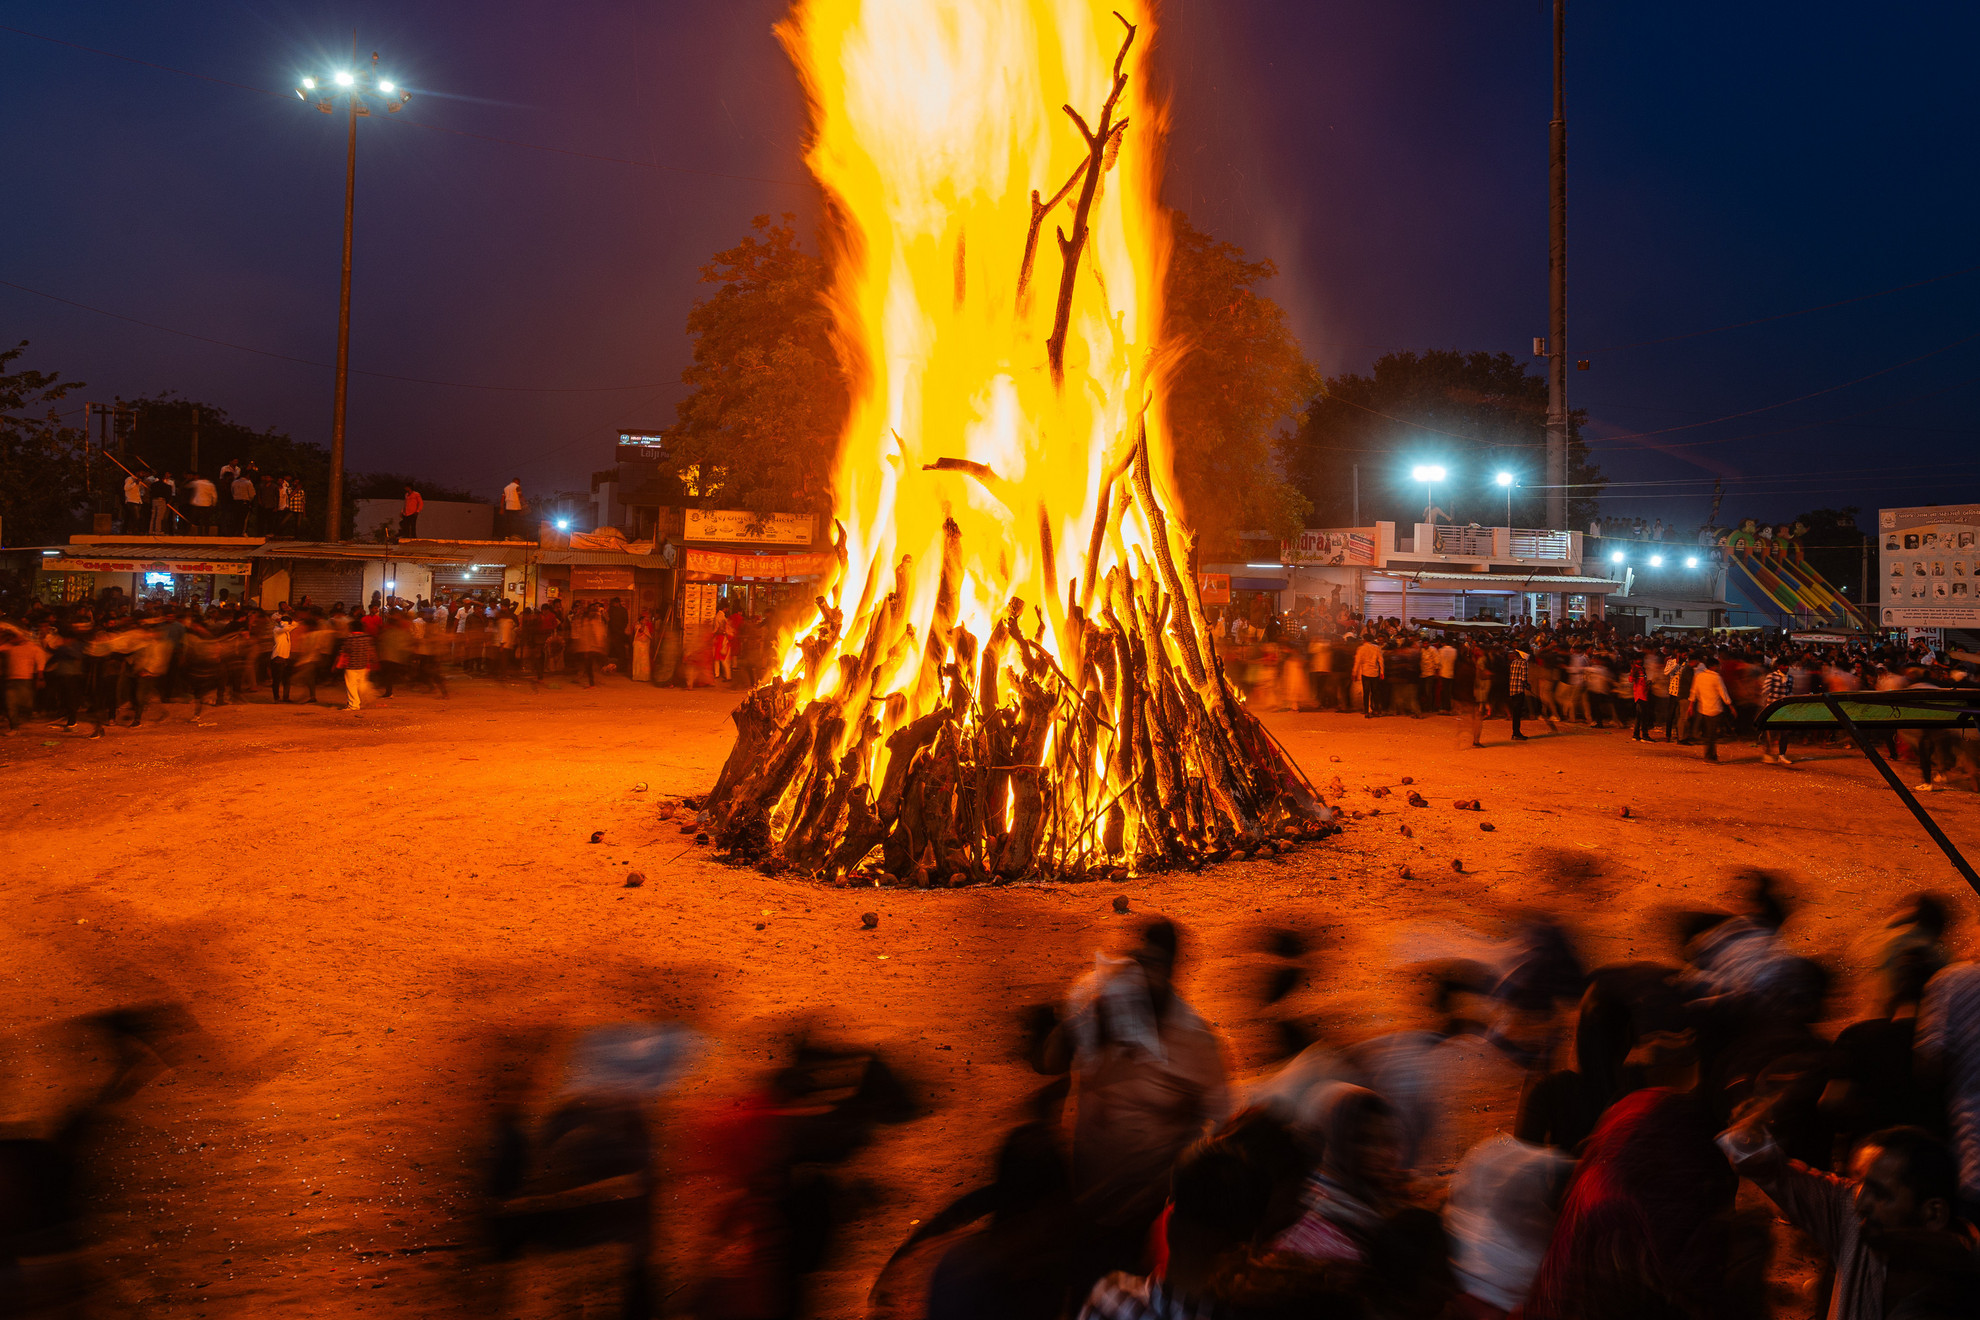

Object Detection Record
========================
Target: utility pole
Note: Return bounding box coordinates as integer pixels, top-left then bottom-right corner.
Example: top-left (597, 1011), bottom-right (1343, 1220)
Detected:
top-left (329, 82), bottom-right (358, 542)
top-left (299, 45), bottom-right (410, 543)
top-left (1544, 0), bottom-right (1569, 532)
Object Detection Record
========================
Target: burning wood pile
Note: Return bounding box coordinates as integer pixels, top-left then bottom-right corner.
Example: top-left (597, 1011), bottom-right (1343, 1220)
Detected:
top-left (706, 0), bottom-right (1334, 883)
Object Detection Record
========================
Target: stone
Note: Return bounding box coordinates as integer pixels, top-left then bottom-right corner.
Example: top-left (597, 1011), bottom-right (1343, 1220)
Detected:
top-left (1112, 895), bottom-right (1131, 913)
top-left (625, 872), bottom-right (645, 888)
top-left (861, 911), bottom-right (880, 929)
top-left (589, 831), bottom-right (604, 844)
top-left (1399, 824), bottom-right (1413, 838)
top-left (1400, 776), bottom-right (1414, 785)
top-left (1406, 791), bottom-right (1428, 808)
top-left (1451, 858), bottom-right (1464, 872)
top-left (1619, 805), bottom-right (1632, 818)
top-left (1480, 822), bottom-right (1496, 832)
top-left (694, 832), bottom-right (709, 845)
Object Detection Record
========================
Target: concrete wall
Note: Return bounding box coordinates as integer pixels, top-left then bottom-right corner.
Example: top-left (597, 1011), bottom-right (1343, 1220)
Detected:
top-left (353, 499), bottom-right (494, 542)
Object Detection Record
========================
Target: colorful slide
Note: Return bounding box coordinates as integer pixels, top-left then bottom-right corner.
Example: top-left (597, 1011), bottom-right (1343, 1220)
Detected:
top-left (1719, 523), bottom-right (1870, 628)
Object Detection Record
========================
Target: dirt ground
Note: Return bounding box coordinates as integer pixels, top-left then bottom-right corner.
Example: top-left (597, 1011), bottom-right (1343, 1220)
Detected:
top-left (4, 675), bottom-right (1978, 1317)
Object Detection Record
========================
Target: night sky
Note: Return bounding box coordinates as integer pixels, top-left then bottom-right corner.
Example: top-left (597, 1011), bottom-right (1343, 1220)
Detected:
top-left (5, 1), bottom-right (1977, 529)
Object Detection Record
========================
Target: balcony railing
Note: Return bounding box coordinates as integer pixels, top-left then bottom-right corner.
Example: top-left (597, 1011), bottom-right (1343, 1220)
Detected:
top-left (1508, 528), bottom-right (1571, 560)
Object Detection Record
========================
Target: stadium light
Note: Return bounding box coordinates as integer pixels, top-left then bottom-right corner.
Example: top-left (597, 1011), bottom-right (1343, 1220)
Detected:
top-left (1410, 464), bottom-right (1447, 523)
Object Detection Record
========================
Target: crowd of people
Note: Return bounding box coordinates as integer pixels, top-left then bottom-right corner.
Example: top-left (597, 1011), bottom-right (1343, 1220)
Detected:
top-left (1215, 606), bottom-right (1971, 774)
top-left (0, 587), bottom-right (781, 732)
top-left (873, 879), bottom-right (1980, 1320)
top-left (112, 457), bottom-right (309, 538)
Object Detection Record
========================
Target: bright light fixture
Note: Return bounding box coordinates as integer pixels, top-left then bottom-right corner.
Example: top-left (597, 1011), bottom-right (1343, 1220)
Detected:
top-left (379, 79), bottom-right (394, 92)
top-left (1610, 550), bottom-right (1625, 564)
top-left (555, 518), bottom-right (571, 531)
top-left (302, 76), bottom-right (317, 88)
top-left (333, 70), bottom-right (355, 86)
top-left (1685, 555), bottom-right (1699, 568)
top-left (1411, 464), bottom-right (1447, 482)
top-left (1494, 471), bottom-right (1514, 487)
top-left (1649, 554), bottom-right (1664, 567)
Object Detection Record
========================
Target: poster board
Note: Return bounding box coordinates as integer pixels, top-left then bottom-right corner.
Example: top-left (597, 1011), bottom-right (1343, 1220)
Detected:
top-left (682, 509), bottom-right (815, 545)
top-left (1879, 504), bottom-right (1980, 628)
top-left (1281, 528), bottom-right (1376, 566)
top-left (1198, 573), bottom-right (1231, 605)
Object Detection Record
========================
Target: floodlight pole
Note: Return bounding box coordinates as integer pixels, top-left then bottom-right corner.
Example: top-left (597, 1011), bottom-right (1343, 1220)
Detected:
top-left (1544, 0), bottom-right (1569, 532)
top-left (328, 88), bottom-right (359, 543)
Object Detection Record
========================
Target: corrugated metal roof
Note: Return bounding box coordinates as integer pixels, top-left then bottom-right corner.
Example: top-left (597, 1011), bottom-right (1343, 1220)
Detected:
top-left (250, 542), bottom-right (535, 566)
top-left (535, 548), bottom-right (672, 566)
top-left (57, 543), bottom-right (261, 561)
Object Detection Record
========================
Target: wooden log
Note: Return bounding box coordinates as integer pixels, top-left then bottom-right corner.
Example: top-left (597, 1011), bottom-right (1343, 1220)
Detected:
top-left (709, 680), bottom-right (796, 813)
top-left (828, 786), bottom-right (886, 876)
top-left (997, 766), bottom-right (1046, 876)
top-left (716, 704), bottom-right (824, 852)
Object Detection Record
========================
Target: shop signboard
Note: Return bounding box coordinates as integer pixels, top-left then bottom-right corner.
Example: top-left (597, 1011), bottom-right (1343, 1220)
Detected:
top-left (682, 509), bottom-right (816, 546)
top-left (570, 566), bottom-right (635, 591)
top-left (1879, 504), bottom-right (1980, 628)
top-left (60, 558), bottom-right (251, 575)
top-left (1281, 528), bottom-right (1376, 566)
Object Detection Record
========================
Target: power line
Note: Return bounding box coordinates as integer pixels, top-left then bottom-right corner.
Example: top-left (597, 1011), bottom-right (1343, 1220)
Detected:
top-left (1583, 260), bottom-right (1980, 356)
top-left (0, 277), bottom-right (675, 394)
top-left (1585, 330), bottom-right (1980, 445)
top-left (0, 22), bottom-right (809, 190)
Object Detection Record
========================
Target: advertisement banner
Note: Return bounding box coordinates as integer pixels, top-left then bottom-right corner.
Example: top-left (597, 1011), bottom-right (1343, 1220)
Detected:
top-left (1879, 504), bottom-right (1980, 628)
top-left (1198, 573), bottom-right (1231, 605)
top-left (779, 553), bottom-right (834, 580)
top-left (60, 559), bottom-right (252, 575)
top-left (569, 566), bottom-right (635, 591)
top-left (1281, 528), bottom-right (1376, 566)
top-left (682, 509), bottom-right (816, 546)
top-left (683, 582), bottom-right (720, 626)
top-left (683, 549), bottom-right (737, 578)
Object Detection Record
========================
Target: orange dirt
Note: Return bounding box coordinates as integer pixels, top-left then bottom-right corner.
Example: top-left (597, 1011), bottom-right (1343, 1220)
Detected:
top-left (4, 680), bottom-right (1976, 1316)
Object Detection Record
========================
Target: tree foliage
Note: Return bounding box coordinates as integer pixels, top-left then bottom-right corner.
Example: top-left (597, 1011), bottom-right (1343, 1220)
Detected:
top-left (1287, 350), bottom-right (1604, 530)
top-left (663, 214), bottom-right (849, 516)
top-left (1160, 214), bottom-right (1315, 551)
top-left (0, 341), bottom-right (86, 546)
top-left (1786, 506), bottom-right (1869, 597)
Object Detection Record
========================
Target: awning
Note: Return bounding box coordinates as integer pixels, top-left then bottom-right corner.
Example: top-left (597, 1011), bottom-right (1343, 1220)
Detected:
top-left (1231, 576), bottom-right (1288, 592)
top-left (251, 541), bottom-right (537, 566)
top-left (1371, 571), bottom-right (1625, 593)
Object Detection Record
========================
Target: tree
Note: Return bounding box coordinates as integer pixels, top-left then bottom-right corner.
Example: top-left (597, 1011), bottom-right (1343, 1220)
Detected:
top-left (1786, 506), bottom-right (1870, 599)
top-left (0, 341), bottom-right (87, 546)
top-left (1287, 350), bottom-right (1605, 531)
top-left (664, 214), bottom-right (849, 516)
top-left (122, 393), bottom-right (331, 503)
top-left (1161, 214), bottom-right (1315, 552)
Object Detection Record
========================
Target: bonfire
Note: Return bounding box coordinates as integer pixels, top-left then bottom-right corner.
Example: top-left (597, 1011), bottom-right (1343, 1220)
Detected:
top-left (706, 0), bottom-right (1333, 883)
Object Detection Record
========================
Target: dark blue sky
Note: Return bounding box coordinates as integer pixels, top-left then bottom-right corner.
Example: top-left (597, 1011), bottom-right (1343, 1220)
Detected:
top-left (4, 1), bottom-right (1976, 529)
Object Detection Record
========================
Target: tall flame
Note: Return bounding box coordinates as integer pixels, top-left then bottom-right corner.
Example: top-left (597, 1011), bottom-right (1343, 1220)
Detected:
top-left (778, 0), bottom-right (1178, 701)
top-left (707, 0), bottom-right (1327, 880)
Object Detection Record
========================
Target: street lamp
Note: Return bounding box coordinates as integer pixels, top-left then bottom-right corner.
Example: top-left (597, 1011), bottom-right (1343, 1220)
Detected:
top-left (1649, 554), bottom-right (1664, 567)
top-left (1685, 555), bottom-right (1699, 568)
top-left (298, 51), bottom-right (410, 542)
top-left (1494, 470), bottom-right (1515, 525)
top-left (1410, 463), bottom-right (1447, 524)
top-left (1609, 549), bottom-right (1625, 564)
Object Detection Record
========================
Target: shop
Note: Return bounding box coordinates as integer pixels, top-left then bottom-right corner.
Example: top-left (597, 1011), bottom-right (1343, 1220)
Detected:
top-left (36, 546), bottom-right (254, 609)
top-left (1359, 572), bottom-right (1622, 627)
top-left (537, 551), bottom-right (673, 617)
